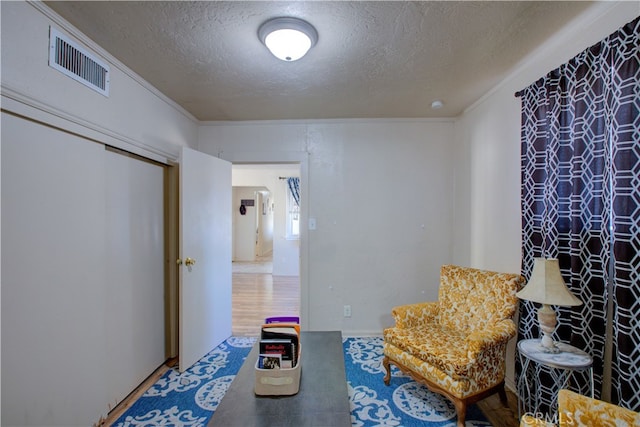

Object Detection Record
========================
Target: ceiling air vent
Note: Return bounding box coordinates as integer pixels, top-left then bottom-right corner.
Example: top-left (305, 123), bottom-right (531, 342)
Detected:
top-left (49, 27), bottom-right (110, 97)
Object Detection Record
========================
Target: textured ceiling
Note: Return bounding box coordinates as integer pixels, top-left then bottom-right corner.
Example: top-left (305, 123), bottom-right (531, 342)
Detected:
top-left (45, 1), bottom-right (595, 121)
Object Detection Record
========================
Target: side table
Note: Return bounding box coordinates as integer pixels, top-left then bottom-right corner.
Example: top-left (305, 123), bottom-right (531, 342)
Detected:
top-left (517, 339), bottom-right (594, 419)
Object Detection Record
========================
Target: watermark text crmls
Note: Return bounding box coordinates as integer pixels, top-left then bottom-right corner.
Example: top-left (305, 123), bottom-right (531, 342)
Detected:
top-left (521, 411), bottom-right (576, 425)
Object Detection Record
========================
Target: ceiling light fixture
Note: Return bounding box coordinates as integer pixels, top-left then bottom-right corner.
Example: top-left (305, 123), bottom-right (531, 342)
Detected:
top-left (431, 100), bottom-right (444, 109)
top-left (258, 17), bottom-right (318, 62)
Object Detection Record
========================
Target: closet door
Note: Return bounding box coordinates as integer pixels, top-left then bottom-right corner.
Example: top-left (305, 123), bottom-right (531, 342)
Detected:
top-left (1, 112), bottom-right (108, 426)
top-left (1, 112), bottom-right (166, 425)
top-left (105, 148), bottom-right (165, 406)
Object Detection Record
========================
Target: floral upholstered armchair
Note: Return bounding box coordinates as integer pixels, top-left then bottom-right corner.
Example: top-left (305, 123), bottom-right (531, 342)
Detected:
top-left (520, 389), bottom-right (640, 426)
top-left (383, 264), bottom-right (524, 427)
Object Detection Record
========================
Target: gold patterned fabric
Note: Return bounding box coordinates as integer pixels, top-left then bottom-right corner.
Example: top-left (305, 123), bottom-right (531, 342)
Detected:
top-left (520, 389), bottom-right (640, 426)
top-left (383, 265), bottom-right (524, 399)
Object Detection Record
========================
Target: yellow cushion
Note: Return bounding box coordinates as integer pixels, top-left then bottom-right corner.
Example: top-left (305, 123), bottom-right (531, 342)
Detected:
top-left (438, 264), bottom-right (520, 334)
top-left (519, 389), bottom-right (640, 427)
top-left (558, 389), bottom-right (640, 427)
top-left (384, 323), bottom-right (471, 379)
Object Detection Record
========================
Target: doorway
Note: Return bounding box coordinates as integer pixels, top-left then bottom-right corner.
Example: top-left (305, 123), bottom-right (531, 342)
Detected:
top-left (231, 164), bottom-right (301, 336)
top-left (232, 186), bottom-right (273, 266)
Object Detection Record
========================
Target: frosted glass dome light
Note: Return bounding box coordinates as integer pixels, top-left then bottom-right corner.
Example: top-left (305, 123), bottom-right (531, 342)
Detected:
top-left (258, 17), bottom-right (318, 61)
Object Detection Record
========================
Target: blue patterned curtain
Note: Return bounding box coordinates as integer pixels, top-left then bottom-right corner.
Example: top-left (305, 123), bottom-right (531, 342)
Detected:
top-left (287, 177), bottom-right (300, 207)
top-left (518, 16), bottom-right (639, 412)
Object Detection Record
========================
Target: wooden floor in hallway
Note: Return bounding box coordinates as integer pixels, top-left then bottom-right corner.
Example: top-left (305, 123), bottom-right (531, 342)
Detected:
top-left (232, 271), bottom-right (300, 337)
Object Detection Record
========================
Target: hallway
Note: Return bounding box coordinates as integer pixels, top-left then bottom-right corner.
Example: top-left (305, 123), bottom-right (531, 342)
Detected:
top-left (232, 257), bottom-right (300, 336)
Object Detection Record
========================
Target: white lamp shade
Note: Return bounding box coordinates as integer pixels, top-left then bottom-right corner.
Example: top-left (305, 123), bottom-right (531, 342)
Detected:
top-left (264, 29), bottom-right (312, 61)
top-left (258, 17), bottom-right (318, 62)
top-left (516, 258), bottom-right (583, 306)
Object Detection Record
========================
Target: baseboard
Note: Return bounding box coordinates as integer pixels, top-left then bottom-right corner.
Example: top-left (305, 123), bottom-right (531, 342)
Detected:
top-left (341, 330), bottom-right (384, 338)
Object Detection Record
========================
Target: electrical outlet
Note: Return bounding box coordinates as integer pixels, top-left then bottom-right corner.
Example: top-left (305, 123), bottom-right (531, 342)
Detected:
top-left (343, 305), bottom-right (352, 318)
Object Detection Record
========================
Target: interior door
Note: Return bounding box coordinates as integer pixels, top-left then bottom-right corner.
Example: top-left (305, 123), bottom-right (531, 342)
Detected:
top-left (179, 146), bottom-right (232, 372)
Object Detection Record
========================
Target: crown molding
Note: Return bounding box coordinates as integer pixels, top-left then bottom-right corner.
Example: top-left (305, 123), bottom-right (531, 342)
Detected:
top-left (2, 84), bottom-right (180, 163)
top-left (462, 1), bottom-right (638, 118)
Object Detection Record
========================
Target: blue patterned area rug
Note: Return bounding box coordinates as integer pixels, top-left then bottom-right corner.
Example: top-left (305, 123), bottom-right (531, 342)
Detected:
top-left (113, 336), bottom-right (490, 426)
top-left (345, 337), bottom-right (490, 426)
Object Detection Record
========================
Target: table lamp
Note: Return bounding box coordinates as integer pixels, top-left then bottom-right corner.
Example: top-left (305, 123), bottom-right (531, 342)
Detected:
top-left (516, 258), bottom-right (582, 353)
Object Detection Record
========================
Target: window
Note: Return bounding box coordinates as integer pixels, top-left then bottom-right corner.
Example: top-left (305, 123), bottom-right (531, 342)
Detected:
top-left (286, 178), bottom-right (300, 240)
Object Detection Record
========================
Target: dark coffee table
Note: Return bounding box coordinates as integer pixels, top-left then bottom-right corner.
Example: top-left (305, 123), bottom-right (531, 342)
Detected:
top-left (208, 331), bottom-right (351, 426)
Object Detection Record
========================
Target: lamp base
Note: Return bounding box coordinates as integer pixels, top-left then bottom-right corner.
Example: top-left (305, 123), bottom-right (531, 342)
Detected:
top-left (537, 304), bottom-right (560, 353)
top-left (538, 333), bottom-right (560, 353)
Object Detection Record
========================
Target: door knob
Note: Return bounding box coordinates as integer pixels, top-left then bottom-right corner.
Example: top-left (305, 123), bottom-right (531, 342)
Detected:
top-left (185, 257), bottom-right (196, 266)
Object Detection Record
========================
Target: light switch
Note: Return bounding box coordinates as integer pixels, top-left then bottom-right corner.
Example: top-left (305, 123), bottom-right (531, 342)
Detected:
top-left (308, 217), bottom-right (317, 230)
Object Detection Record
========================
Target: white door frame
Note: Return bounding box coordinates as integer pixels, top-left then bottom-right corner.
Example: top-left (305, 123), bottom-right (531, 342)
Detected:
top-left (225, 151), bottom-right (309, 331)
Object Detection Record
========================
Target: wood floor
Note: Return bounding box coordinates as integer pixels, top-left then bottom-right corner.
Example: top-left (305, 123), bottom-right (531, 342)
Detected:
top-left (477, 390), bottom-right (520, 427)
top-left (232, 271), bottom-right (300, 337)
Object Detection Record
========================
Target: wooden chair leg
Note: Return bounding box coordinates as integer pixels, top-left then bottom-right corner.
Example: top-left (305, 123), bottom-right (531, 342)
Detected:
top-left (453, 399), bottom-right (466, 427)
top-left (498, 382), bottom-right (508, 406)
top-left (382, 356), bottom-right (391, 385)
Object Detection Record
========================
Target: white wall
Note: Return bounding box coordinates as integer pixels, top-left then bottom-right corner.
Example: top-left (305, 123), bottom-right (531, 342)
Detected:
top-left (1, 1), bottom-right (197, 160)
top-left (452, 1), bottom-right (639, 390)
top-left (200, 119), bottom-right (455, 334)
top-left (1, 2), bottom-right (199, 425)
top-left (453, 1), bottom-right (639, 273)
